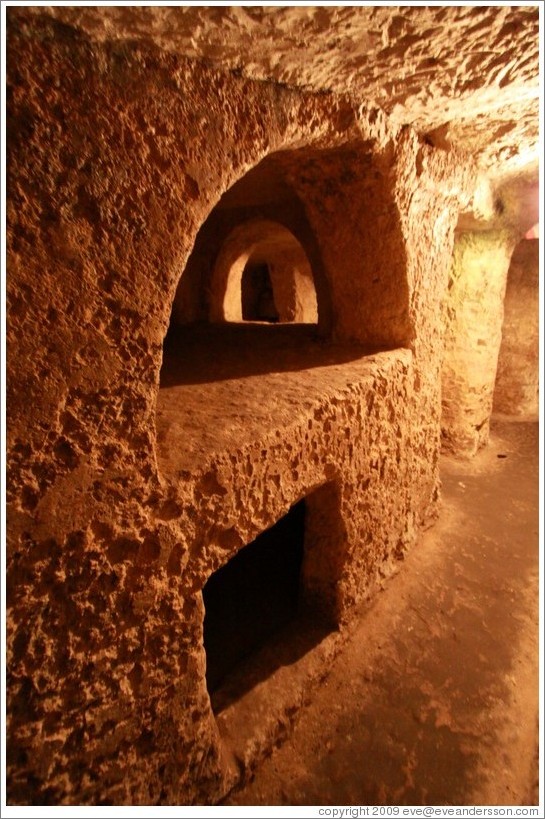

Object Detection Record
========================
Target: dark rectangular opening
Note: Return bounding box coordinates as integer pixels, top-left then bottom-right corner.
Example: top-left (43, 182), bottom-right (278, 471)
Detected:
top-left (203, 500), bottom-right (305, 695)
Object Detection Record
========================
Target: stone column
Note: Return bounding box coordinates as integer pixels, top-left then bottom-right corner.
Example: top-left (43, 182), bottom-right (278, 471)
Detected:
top-left (493, 237), bottom-right (539, 419)
top-left (442, 229), bottom-right (517, 456)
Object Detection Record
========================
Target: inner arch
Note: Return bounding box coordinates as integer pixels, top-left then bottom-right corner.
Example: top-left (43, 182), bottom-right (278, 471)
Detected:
top-left (210, 219), bottom-right (318, 324)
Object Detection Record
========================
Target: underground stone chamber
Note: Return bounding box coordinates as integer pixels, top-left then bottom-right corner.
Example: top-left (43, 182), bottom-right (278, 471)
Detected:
top-left (7, 16), bottom-right (493, 802)
top-left (214, 220), bottom-right (319, 325)
top-left (5, 5), bottom-right (539, 807)
top-left (241, 261), bottom-right (278, 322)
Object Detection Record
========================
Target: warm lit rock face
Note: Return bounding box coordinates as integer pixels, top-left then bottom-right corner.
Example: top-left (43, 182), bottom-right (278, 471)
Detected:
top-left (441, 230), bottom-right (518, 456)
top-left (32, 4), bottom-right (540, 177)
top-left (493, 239), bottom-right (539, 419)
top-left (205, 219), bottom-right (318, 324)
top-left (3, 7), bottom-right (491, 808)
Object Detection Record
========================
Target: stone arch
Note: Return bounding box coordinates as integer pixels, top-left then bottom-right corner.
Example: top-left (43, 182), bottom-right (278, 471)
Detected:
top-left (168, 150), bottom-right (334, 338)
top-left (209, 219), bottom-right (318, 324)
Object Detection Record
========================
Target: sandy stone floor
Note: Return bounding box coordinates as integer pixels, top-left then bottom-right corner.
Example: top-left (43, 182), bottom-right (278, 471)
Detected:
top-left (223, 421), bottom-right (540, 807)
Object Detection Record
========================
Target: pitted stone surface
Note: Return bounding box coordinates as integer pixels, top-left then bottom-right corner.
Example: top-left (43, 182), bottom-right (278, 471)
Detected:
top-left (493, 238), bottom-right (539, 419)
top-left (441, 229), bottom-right (517, 456)
top-left (22, 4), bottom-right (540, 178)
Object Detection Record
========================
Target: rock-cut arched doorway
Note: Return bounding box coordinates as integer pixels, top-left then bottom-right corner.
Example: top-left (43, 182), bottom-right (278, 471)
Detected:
top-left (209, 219), bottom-right (318, 325)
top-left (166, 150), bottom-right (332, 337)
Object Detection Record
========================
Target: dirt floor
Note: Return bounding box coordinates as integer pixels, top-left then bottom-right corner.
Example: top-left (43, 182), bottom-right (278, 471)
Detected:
top-left (223, 420), bottom-right (540, 807)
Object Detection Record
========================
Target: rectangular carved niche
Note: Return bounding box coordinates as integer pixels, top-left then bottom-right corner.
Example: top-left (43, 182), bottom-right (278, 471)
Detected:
top-left (203, 500), bottom-right (305, 694)
top-left (202, 481), bottom-right (346, 712)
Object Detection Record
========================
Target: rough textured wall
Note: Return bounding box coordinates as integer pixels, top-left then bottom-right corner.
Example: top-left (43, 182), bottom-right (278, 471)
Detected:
top-left (6, 14), bottom-right (360, 805)
top-left (30, 4), bottom-right (541, 178)
top-left (281, 128), bottom-right (477, 524)
top-left (493, 238), bottom-right (539, 418)
top-left (276, 144), bottom-right (412, 348)
top-left (7, 9), bottom-right (473, 806)
top-left (442, 230), bottom-right (517, 456)
top-left (387, 129), bottom-right (477, 519)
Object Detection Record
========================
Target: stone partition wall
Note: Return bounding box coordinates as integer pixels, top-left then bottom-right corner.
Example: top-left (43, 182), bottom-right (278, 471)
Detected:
top-left (441, 229), bottom-right (517, 456)
top-left (7, 9), bottom-right (474, 805)
top-left (493, 238), bottom-right (539, 419)
top-left (282, 127), bottom-right (477, 522)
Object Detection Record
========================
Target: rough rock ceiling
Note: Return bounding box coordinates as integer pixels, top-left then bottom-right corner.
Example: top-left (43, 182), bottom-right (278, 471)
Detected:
top-left (27, 5), bottom-right (541, 180)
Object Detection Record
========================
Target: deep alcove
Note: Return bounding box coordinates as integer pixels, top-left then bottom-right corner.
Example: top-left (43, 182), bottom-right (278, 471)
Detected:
top-left (241, 262), bottom-right (279, 322)
top-left (170, 151), bottom-right (330, 333)
top-left (203, 500), bottom-right (306, 695)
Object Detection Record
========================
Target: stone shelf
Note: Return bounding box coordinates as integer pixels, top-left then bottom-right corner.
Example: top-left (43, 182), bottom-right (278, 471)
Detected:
top-left (156, 323), bottom-right (407, 478)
